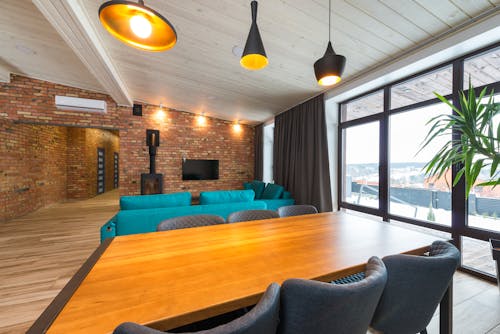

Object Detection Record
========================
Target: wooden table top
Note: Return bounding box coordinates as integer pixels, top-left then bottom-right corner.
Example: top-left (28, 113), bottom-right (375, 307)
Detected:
top-left (45, 212), bottom-right (442, 334)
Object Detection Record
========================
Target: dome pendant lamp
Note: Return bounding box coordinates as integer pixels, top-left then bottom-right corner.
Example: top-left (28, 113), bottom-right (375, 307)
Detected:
top-left (240, 1), bottom-right (268, 71)
top-left (314, 0), bottom-right (346, 86)
top-left (99, 0), bottom-right (177, 52)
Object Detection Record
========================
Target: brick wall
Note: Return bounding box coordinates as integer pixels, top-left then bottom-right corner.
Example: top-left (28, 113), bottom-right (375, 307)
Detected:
top-left (66, 128), bottom-right (119, 199)
top-left (0, 119), bottom-right (68, 221)
top-left (0, 75), bottom-right (254, 221)
top-left (120, 105), bottom-right (254, 196)
top-left (85, 128), bottom-right (120, 196)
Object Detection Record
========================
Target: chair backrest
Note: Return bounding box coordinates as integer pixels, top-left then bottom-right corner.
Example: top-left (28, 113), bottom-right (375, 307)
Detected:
top-left (156, 214), bottom-right (225, 232)
top-left (370, 240), bottom-right (460, 334)
top-left (277, 205), bottom-right (318, 217)
top-left (113, 283), bottom-right (281, 334)
top-left (227, 210), bottom-right (279, 223)
top-left (278, 257), bottom-right (387, 334)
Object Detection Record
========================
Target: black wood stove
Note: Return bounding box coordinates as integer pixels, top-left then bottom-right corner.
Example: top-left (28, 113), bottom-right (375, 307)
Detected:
top-left (141, 129), bottom-right (163, 195)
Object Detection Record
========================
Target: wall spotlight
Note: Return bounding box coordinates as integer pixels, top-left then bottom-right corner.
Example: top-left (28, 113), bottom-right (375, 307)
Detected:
top-left (233, 120), bottom-right (242, 133)
top-left (197, 112), bottom-right (207, 126)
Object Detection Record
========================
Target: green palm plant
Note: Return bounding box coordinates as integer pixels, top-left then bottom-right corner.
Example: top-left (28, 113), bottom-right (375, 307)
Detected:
top-left (419, 81), bottom-right (500, 198)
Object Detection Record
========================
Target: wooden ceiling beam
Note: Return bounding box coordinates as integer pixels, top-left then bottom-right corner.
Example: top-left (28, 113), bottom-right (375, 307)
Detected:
top-left (32, 0), bottom-right (133, 106)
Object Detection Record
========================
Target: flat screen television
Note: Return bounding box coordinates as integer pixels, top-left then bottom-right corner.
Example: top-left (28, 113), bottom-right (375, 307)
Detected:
top-left (182, 159), bottom-right (219, 180)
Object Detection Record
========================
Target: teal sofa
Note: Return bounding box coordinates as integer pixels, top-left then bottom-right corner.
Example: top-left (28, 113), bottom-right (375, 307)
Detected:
top-left (244, 180), bottom-right (295, 210)
top-left (100, 190), bottom-right (267, 241)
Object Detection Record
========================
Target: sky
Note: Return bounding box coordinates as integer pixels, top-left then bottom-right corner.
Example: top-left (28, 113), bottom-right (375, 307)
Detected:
top-left (345, 103), bottom-right (452, 164)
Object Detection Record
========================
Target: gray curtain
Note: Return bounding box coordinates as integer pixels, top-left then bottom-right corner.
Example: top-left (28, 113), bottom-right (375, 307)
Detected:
top-left (254, 123), bottom-right (264, 181)
top-left (273, 94), bottom-right (332, 212)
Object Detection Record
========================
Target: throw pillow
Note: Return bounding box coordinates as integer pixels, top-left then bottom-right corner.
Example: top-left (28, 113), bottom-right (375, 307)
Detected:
top-left (261, 183), bottom-right (284, 199)
top-left (251, 180), bottom-right (266, 199)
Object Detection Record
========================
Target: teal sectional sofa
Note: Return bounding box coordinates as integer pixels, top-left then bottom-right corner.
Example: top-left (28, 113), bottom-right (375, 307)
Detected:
top-left (101, 190), bottom-right (279, 241)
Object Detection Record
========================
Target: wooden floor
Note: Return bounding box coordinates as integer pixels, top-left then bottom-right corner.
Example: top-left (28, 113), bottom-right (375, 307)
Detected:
top-left (0, 192), bottom-right (498, 333)
top-left (0, 190), bottom-right (119, 334)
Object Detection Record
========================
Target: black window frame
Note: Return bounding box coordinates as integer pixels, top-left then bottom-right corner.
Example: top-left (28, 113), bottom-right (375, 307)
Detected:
top-left (338, 41), bottom-right (500, 282)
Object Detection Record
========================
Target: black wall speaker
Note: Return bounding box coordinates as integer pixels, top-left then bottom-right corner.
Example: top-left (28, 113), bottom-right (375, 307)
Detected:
top-left (133, 104), bottom-right (142, 116)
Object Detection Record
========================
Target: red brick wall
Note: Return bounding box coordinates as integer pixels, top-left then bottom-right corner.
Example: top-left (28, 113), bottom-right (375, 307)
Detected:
top-left (66, 128), bottom-right (119, 199)
top-left (0, 119), bottom-right (68, 221)
top-left (84, 128), bottom-right (119, 196)
top-left (0, 75), bottom-right (254, 220)
top-left (120, 105), bottom-right (254, 197)
top-left (66, 127), bottom-right (87, 199)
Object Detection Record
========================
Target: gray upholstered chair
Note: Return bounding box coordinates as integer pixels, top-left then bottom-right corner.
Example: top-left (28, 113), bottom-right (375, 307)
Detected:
top-left (156, 214), bottom-right (225, 232)
top-left (278, 256), bottom-right (387, 334)
top-left (277, 205), bottom-right (318, 217)
top-left (113, 283), bottom-right (280, 334)
top-left (227, 210), bottom-right (279, 224)
top-left (370, 240), bottom-right (460, 334)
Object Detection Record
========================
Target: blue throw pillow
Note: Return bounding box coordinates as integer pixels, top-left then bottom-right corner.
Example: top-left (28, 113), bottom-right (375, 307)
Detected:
top-left (251, 180), bottom-right (266, 199)
top-left (261, 183), bottom-right (284, 199)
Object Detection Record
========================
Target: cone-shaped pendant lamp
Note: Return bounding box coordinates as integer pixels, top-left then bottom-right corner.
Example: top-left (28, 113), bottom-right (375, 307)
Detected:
top-left (314, 0), bottom-right (346, 86)
top-left (99, 0), bottom-right (177, 52)
top-left (240, 1), bottom-right (268, 70)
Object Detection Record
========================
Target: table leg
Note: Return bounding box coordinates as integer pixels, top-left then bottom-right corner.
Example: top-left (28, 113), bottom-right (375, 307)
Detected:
top-left (439, 281), bottom-right (453, 334)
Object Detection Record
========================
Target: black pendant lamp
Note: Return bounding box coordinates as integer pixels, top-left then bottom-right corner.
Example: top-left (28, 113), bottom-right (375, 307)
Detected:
top-left (99, 0), bottom-right (177, 52)
top-left (240, 1), bottom-right (268, 71)
top-left (314, 0), bottom-right (346, 86)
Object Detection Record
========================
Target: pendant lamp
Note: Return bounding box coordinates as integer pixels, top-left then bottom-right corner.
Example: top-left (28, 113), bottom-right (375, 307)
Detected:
top-left (99, 0), bottom-right (177, 52)
top-left (240, 1), bottom-right (268, 71)
top-left (314, 0), bottom-right (346, 86)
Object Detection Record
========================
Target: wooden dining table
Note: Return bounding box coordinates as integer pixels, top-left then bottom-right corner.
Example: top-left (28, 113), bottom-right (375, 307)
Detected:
top-left (28, 211), bottom-right (453, 334)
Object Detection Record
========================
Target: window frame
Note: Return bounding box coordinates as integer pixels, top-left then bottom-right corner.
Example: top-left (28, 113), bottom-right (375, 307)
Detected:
top-left (337, 41), bottom-right (500, 281)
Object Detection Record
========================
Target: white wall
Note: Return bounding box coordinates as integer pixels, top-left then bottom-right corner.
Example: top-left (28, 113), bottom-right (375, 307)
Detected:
top-left (262, 123), bottom-right (274, 183)
top-left (325, 99), bottom-right (339, 211)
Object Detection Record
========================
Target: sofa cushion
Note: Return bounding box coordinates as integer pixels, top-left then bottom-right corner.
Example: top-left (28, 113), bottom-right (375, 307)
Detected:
top-left (114, 201), bottom-right (267, 236)
top-left (257, 199), bottom-right (295, 211)
top-left (261, 183), bottom-right (284, 199)
top-left (120, 192), bottom-right (192, 210)
top-left (244, 180), bottom-right (266, 199)
top-left (282, 191), bottom-right (292, 199)
top-left (199, 190), bottom-right (255, 205)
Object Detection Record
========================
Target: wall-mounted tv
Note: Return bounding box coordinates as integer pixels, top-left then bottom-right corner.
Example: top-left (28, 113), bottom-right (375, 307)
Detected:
top-left (182, 159), bottom-right (219, 180)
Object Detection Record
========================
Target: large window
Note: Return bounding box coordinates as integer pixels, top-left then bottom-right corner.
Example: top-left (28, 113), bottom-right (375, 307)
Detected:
top-left (343, 122), bottom-right (379, 208)
top-left (389, 103), bottom-right (451, 225)
top-left (338, 42), bottom-right (500, 281)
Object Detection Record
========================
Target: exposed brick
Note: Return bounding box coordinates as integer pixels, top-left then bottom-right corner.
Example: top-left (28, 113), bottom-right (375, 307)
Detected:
top-left (0, 75), bottom-right (255, 222)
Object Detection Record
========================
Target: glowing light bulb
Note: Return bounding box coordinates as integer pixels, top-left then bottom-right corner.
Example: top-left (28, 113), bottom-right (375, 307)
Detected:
top-left (197, 113), bottom-right (207, 126)
top-left (130, 15), bottom-right (152, 39)
top-left (318, 75), bottom-right (341, 86)
top-left (233, 121), bottom-right (242, 133)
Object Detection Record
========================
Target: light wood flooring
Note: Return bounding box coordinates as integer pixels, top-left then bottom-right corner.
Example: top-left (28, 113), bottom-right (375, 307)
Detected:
top-left (0, 190), bottom-right (119, 334)
top-left (0, 191), bottom-right (499, 333)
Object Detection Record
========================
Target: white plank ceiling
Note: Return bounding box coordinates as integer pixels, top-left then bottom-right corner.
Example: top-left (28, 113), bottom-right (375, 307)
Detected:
top-left (0, 0), bottom-right (498, 123)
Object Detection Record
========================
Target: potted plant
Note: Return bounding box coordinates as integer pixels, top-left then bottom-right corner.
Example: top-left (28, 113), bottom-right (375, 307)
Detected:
top-left (419, 81), bottom-right (500, 198)
top-left (420, 81), bottom-right (499, 286)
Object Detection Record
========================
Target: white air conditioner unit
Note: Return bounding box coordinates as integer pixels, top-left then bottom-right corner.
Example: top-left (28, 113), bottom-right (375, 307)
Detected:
top-left (55, 96), bottom-right (107, 113)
